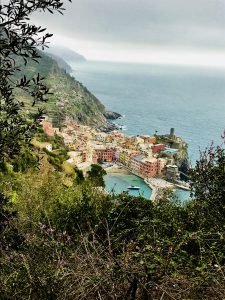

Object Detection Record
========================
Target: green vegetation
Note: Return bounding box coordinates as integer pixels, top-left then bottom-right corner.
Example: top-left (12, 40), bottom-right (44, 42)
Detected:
top-left (87, 164), bottom-right (107, 187)
top-left (14, 51), bottom-right (108, 128)
top-left (0, 0), bottom-right (70, 163)
top-left (0, 137), bottom-right (225, 299)
top-left (33, 131), bottom-right (69, 171)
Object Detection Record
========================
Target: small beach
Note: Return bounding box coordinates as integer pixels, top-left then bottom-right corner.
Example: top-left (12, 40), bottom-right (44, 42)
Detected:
top-left (106, 166), bottom-right (131, 175)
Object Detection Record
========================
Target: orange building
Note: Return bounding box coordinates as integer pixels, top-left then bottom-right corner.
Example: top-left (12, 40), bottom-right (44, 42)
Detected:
top-left (140, 135), bottom-right (156, 144)
top-left (94, 148), bottom-right (116, 162)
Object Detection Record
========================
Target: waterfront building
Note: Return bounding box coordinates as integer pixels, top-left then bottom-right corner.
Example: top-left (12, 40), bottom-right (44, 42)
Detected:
top-left (119, 149), bottom-right (134, 167)
top-left (113, 146), bottom-right (122, 160)
top-left (130, 156), bottom-right (166, 178)
top-left (158, 158), bottom-right (166, 173)
top-left (140, 158), bottom-right (158, 178)
top-left (141, 158), bottom-right (166, 178)
top-left (130, 154), bottom-right (144, 174)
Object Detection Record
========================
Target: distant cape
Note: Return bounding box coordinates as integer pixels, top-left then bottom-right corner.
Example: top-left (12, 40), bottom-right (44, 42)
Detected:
top-left (44, 52), bottom-right (73, 73)
top-left (45, 46), bottom-right (86, 63)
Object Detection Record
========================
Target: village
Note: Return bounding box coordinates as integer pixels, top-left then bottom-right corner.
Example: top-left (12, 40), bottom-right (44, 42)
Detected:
top-left (38, 117), bottom-right (190, 195)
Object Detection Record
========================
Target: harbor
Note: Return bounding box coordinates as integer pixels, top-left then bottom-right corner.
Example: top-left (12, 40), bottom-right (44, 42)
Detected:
top-left (104, 173), bottom-right (152, 199)
top-left (104, 165), bottom-right (191, 202)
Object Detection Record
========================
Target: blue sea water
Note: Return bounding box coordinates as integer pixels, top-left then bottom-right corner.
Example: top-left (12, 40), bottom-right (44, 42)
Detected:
top-left (72, 61), bottom-right (225, 163)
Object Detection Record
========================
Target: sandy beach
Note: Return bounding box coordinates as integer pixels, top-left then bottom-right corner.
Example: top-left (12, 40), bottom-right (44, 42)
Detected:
top-left (106, 166), bottom-right (131, 174)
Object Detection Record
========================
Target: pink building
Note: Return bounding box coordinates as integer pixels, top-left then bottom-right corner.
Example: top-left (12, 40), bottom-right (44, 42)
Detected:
top-left (130, 155), bottom-right (144, 174)
top-left (130, 156), bottom-right (166, 178)
top-left (140, 158), bottom-right (158, 177)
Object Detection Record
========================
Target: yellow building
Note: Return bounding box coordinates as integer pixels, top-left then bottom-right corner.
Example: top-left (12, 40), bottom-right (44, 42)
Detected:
top-left (119, 150), bottom-right (134, 167)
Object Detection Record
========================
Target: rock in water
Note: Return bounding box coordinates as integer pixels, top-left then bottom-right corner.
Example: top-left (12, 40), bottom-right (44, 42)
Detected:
top-left (104, 111), bottom-right (122, 120)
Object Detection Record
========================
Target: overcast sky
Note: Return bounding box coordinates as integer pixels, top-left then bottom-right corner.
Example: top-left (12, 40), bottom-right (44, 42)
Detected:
top-left (32, 0), bottom-right (225, 66)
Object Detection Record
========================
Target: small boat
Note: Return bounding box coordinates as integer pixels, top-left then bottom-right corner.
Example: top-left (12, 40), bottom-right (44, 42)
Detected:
top-left (127, 185), bottom-right (140, 190)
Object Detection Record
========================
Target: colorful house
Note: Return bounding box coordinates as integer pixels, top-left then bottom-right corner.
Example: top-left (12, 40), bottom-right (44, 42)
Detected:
top-left (94, 148), bottom-right (116, 162)
top-left (130, 156), bottom-right (166, 178)
top-left (151, 144), bottom-right (166, 154)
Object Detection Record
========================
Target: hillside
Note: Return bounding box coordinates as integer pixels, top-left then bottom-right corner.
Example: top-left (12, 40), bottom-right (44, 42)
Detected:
top-left (14, 52), bottom-right (109, 128)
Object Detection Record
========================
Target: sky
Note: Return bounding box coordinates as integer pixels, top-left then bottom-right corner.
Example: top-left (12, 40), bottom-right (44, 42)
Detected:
top-left (32, 0), bottom-right (225, 67)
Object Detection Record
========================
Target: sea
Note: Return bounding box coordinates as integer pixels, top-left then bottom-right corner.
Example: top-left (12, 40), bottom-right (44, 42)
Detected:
top-left (71, 61), bottom-right (225, 200)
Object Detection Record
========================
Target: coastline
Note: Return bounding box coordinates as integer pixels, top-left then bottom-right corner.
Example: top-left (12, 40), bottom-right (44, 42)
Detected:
top-left (147, 178), bottom-right (174, 201)
top-left (146, 180), bottom-right (157, 201)
top-left (98, 111), bottom-right (123, 133)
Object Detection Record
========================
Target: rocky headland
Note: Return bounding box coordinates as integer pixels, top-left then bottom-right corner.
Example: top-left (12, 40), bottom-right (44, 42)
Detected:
top-left (14, 51), bottom-right (121, 131)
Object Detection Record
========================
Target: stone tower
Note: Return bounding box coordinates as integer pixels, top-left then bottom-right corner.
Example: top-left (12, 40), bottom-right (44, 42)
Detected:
top-left (170, 128), bottom-right (175, 138)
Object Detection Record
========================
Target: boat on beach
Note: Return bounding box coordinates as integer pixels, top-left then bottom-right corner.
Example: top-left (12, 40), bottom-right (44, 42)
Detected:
top-left (127, 185), bottom-right (140, 190)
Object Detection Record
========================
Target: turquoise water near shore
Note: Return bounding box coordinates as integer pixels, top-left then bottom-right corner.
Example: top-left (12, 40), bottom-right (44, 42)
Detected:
top-left (104, 173), bottom-right (191, 202)
top-left (104, 173), bottom-right (152, 199)
top-left (72, 61), bottom-right (225, 163)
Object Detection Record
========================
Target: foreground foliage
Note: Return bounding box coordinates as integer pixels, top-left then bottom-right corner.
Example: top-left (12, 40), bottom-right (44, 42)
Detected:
top-left (0, 139), bottom-right (225, 299)
top-left (0, 0), bottom-right (70, 163)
